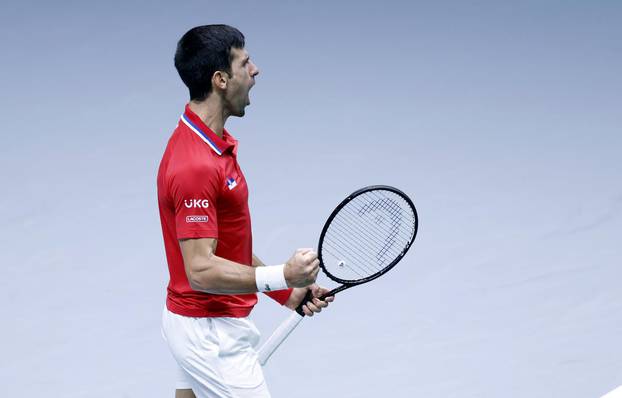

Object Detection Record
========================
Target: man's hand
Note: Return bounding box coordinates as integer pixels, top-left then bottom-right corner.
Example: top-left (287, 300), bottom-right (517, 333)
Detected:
top-left (283, 248), bottom-right (320, 288)
top-left (285, 284), bottom-right (335, 316)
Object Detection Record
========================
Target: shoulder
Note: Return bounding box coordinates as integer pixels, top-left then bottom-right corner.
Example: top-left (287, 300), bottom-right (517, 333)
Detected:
top-left (167, 130), bottom-right (223, 176)
top-left (161, 125), bottom-right (227, 199)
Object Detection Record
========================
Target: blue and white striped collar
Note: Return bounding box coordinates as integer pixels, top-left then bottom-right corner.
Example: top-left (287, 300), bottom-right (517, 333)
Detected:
top-left (180, 104), bottom-right (235, 156)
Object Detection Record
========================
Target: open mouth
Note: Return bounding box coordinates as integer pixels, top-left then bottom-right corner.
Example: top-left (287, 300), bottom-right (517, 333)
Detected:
top-left (247, 83), bottom-right (254, 103)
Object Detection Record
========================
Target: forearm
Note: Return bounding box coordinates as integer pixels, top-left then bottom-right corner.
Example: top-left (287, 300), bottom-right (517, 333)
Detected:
top-left (182, 238), bottom-right (317, 294)
top-left (187, 254), bottom-right (259, 294)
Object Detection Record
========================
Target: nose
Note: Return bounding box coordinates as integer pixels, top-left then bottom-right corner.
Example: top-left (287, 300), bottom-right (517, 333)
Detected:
top-left (250, 61), bottom-right (260, 77)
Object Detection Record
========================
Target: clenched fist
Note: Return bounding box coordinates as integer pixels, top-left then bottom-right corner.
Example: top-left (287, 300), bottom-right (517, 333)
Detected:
top-left (284, 248), bottom-right (320, 288)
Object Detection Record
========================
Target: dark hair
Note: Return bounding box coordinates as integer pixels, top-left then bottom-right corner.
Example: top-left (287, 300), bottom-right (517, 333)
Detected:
top-left (174, 25), bottom-right (245, 101)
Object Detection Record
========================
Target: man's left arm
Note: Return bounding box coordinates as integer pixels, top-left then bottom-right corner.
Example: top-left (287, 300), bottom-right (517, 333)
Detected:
top-left (253, 253), bottom-right (334, 315)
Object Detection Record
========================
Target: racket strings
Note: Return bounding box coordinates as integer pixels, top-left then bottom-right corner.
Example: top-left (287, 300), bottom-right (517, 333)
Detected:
top-left (321, 245), bottom-right (368, 278)
top-left (333, 193), bottom-right (414, 249)
top-left (338, 200), bottom-right (413, 255)
top-left (327, 215), bottom-right (404, 274)
top-left (323, 231), bottom-right (385, 276)
top-left (329, 213), bottom-right (405, 272)
top-left (323, 215), bottom-right (410, 279)
top-left (321, 189), bottom-right (416, 282)
top-left (338, 205), bottom-right (413, 246)
top-left (338, 194), bottom-right (414, 253)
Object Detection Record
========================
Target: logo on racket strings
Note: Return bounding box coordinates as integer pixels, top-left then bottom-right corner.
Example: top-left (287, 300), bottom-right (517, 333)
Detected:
top-left (358, 198), bottom-right (402, 264)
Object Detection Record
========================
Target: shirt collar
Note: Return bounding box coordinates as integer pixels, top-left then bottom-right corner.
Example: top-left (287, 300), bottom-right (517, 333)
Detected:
top-left (180, 104), bottom-right (236, 156)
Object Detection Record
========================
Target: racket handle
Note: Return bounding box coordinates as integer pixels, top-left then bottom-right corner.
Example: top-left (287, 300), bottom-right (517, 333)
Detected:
top-left (257, 311), bottom-right (304, 366)
top-left (295, 289), bottom-right (315, 316)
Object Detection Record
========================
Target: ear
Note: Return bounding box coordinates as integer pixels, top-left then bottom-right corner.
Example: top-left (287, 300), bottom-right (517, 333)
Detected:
top-left (211, 70), bottom-right (228, 91)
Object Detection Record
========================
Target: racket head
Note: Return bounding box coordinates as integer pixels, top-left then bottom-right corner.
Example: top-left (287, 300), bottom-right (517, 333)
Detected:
top-left (317, 185), bottom-right (418, 286)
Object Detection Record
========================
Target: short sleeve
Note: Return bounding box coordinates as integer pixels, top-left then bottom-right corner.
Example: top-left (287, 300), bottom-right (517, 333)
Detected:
top-left (263, 289), bottom-right (293, 305)
top-left (170, 163), bottom-right (222, 240)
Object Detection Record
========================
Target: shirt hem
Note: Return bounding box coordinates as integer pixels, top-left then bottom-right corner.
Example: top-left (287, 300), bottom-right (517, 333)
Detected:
top-left (166, 299), bottom-right (254, 318)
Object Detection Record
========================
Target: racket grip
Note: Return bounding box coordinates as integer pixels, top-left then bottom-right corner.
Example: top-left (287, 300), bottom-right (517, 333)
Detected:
top-left (257, 311), bottom-right (304, 366)
top-left (294, 289), bottom-right (315, 316)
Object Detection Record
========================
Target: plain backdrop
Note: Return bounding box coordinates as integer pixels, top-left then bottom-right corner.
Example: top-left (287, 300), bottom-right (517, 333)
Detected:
top-left (1, 1), bottom-right (621, 397)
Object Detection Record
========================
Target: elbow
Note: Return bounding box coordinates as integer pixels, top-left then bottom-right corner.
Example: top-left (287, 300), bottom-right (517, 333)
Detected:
top-left (187, 262), bottom-right (219, 293)
top-left (188, 272), bottom-right (206, 292)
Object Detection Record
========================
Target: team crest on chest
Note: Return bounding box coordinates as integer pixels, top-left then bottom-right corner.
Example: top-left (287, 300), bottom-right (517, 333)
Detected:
top-left (226, 176), bottom-right (238, 190)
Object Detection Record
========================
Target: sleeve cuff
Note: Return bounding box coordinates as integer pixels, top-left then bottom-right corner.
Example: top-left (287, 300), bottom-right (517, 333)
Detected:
top-left (263, 288), bottom-right (294, 305)
top-left (176, 230), bottom-right (219, 240)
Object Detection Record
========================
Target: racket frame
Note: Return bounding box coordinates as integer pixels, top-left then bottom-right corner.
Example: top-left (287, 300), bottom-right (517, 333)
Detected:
top-left (317, 184), bottom-right (418, 286)
top-left (294, 185), bottom-right (418, 311)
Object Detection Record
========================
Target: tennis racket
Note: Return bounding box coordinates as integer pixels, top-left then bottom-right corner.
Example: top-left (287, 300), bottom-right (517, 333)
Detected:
top-left (257, 185), bottom-right (418, 365)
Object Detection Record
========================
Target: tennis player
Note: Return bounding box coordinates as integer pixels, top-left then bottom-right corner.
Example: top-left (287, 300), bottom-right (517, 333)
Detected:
top-left (157, 25), bottom-right (333, 398)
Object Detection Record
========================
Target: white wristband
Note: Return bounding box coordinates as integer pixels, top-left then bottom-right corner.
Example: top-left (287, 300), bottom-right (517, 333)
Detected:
top-left (255, 264), bottom-right (288, 292)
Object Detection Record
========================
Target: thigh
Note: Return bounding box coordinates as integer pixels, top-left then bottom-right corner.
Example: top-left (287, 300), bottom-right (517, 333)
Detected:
top-left (213, 317), bottom-right (266, 390)
top-left (175, 389), bottom-right (196, 398)
top-left (162, 309), bottom-right (235, 398)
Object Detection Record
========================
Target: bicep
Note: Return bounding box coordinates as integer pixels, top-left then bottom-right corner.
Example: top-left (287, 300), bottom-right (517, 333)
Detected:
top-left (179, 238), bottom-right (218, 276)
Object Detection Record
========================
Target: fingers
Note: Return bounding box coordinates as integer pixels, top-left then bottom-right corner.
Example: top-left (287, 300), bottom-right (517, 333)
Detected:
top-left (302, 299), bottom-right (322, 315)
top-left (302, 296), bottom-right (330, 316)
top-left (297, 248), bottom-right (314, 256)
top-left (314, 297), bottom-right (328, 308)
top-left (302, 250), bottom-right (318, 263)
top-left (318, 289), bottom-right (335, 303)
top-left (310, 285), bottom-right (334, 302)
top-left (299, 283), bottom-right (335, 316)
top-left (285, 248), bottom-right (320, 287)
top-left (302, 305), bottom-right (314, 316)
top-left (311, 260), bottom-right (320, 277)
top-left (307, 259), bottom-right (319, 274)
top-left (305, 256), bottom-right (320, 285)
top-left (311, 284), bottom-right (327, 297)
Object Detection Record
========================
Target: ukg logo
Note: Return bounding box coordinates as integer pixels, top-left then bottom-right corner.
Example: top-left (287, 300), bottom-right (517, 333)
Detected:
top-left (184, 199), bottom-right (209, 209)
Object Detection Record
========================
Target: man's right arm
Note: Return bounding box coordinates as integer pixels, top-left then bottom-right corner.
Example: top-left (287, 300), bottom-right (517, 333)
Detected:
top-left (179, 238), bottom-right (319, 294)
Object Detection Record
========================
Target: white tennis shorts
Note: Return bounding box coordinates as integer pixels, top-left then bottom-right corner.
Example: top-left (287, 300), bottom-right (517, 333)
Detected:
top-left (161, 308), bottom-right (271, 398)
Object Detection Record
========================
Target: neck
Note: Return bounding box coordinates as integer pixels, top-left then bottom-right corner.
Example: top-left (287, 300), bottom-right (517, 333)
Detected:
top-left (188, 96), bottom-right (229, 137)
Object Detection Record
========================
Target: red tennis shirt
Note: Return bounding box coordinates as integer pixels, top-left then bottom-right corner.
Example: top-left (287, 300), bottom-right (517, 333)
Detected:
top-left (158, 104), bottom-right (292, 317)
